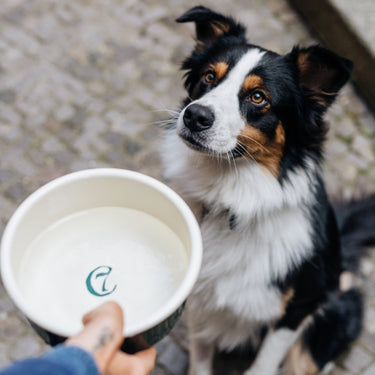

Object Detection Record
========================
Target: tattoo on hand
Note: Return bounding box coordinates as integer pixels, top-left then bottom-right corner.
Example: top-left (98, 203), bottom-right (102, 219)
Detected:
top-left (92, 327), bottom-right (114, 353)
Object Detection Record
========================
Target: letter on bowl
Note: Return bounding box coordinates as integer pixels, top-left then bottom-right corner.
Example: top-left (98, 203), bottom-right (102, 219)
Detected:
top-left (86, 265), bottom-right (117, 297)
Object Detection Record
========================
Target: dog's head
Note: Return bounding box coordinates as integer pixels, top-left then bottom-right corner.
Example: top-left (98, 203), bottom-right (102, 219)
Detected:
top-left (175, 6), bottom-right (353, 178)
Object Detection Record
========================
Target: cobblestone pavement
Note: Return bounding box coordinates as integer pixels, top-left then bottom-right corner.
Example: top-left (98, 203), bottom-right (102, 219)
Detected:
top-left (0, 1), bottom-right (375, 374)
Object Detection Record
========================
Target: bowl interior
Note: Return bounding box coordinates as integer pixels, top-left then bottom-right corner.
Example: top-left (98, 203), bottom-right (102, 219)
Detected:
top-left (1, 169), bottom-right (201, 338)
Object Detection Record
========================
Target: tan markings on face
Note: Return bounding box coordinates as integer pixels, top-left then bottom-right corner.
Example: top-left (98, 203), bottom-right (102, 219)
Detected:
top-left (242, 74), bottom-right (271, 113)
top-left (238, 121), bottom-right (285, 177)
top-left (208, 62), bottom-right (229, 82)
top-left (284, 338), bottom-right (319, 375)
top-left (243, 74), bottom-right (264, 92)
top-left (281, 288), bottom-right (295, 314)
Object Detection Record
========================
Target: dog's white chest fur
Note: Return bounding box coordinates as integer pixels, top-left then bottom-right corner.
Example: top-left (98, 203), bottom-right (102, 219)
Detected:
top-left (188, 206), bottom-right (311, 350)
top-left (162, 133), bottom-right (316, 351)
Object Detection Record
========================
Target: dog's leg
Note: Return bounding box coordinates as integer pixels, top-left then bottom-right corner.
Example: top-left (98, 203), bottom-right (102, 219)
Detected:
top-left (244, 328), bottom-right (300, 375)
top-left (187, 307), bottom-right (215, 375)
top-left (189, 336), bottom-right (215, 375)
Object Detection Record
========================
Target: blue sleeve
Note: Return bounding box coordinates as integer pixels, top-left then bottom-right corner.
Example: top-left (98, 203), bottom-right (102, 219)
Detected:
top-left (0, 345), bottom-right (100, 375)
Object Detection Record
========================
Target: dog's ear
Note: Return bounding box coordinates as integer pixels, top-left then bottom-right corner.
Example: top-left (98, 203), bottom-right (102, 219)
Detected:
top-left (176, 6), bottom-right (246, 48)
top-left (290, 45), bottom-right (353, 108)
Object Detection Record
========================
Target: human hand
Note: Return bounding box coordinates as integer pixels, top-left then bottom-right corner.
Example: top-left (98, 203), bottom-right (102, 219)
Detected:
top-left (66, 301), bottom-right (156, 375)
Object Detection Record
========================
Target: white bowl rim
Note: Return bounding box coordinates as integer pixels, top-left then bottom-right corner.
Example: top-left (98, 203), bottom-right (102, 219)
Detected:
top-left (0, 168), bottom-right (202, 338)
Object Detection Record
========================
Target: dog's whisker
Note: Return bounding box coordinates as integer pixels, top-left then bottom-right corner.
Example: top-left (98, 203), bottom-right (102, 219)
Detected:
top-left (151, 108), bottom-right (180, 114)
top-left (236, 142), bottom-right (258, 164)
top-left (226, 151), bottom-right (232, 170)
top-left (239, 136), bottom-right (271, 155)
top-left (153, 116), bottom-right (178, 122)
top-left (152, 118), bottom-right (178, 129)
top-left (226, 151), bottom-right (233, 173)
top-left (239, 134), bottom-right (272, 154)
top-left (218, 151), bottom-right (224, 165)
top-left (153, 117), bottom-right (178, 124)
top-left (229, 150), bottom-right (239, 178)
top-left (150, 99), bottom-right (182, 114)
top-left (237, 142), bottom-right (264, 171)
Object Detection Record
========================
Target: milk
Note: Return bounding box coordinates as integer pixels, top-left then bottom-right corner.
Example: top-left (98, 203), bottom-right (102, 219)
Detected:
top-left (17, 207), bottom-right (188, 333)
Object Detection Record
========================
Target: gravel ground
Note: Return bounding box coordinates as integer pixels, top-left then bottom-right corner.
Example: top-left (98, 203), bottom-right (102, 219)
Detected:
top-left (0, 1), bottom-right (375, 374)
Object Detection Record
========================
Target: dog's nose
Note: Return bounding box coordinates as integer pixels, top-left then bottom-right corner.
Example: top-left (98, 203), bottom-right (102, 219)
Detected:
top-left (183, 104), bottom-right (214, 132)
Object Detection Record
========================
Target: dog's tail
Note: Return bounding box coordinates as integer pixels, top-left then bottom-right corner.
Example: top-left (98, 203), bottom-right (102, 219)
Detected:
top-left (333, 194), bottom-right (375, 273)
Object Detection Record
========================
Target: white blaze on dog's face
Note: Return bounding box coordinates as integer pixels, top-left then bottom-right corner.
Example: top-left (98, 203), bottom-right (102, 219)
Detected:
top-left (177, 49), bottom-right (265, 155)
top-left (176, 45), bottom-right (289, 177)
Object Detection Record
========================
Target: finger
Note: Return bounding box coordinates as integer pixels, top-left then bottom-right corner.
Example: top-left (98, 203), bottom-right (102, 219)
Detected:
top-left (82, 301), bottom-right (124, 327)
top-left (107, 353), bottom-right (143, 375)
top-left (134, 346), bottom-right (157, 373)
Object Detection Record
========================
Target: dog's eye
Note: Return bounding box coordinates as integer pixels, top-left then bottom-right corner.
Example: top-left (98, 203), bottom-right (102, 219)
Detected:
top-left (250, 91), bottom-right (266, 105)
top-left (204, 70), bottom-right (216, 84)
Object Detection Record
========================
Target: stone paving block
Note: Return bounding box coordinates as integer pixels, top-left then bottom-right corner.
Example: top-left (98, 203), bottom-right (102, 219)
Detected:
top-left (326, 138), bottom-right (349, 158)
top-left (342, 345), bottom-right (373, 373)
top-left (0, 104), bottom-right (21, 126)
top-left (359, 339), bottom-right (375, 367)
top-left (361, 363), bottom-right (375, 375)
top-left (0, 315), bottom-right (26, 339)
top-left (0, 47), bottom-right (25, 73)
top-left (363, 280), bottom-right (375, 298)
top-left (0, 283), bottom-right (6, 300)
top-left (105, 111), bottom-right (141, 136)
top-left (41, 137), bottom-right (65, 154)
top-left (364, 301), bottom-right (375, 335)
top-left (0, 90), bottom-right (16, 105)
top-left (353, 135), bottom-right (375, 162)
top-left (330, 367), bottom-right (353, 375)
top-left (0, 298), bottom-right (15, 315)
top-left (3, 181), bottom-right (29, 204)
top-left (347, 154), bottom-right (369, 172)
top-left (0, 343), bottom-right (11, 370)
top-left (54, 104), bottom-right (76, 123)
top-left (53, 150), bottom-right (79, 168)
top-left (2, 25), bottom-right (40, 56)
top-left (10, 336), bottom-right (42, 361)
top-left (157, 337), bottom-right (188, 375)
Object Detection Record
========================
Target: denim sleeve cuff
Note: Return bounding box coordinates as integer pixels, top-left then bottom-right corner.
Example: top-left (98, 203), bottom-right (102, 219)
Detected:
top-left (43, 344), bottom-right (100, 375)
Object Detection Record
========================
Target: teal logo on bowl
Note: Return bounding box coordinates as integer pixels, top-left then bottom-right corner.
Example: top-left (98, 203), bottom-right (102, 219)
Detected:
top-left (86, 265), bottom-right (117, 297)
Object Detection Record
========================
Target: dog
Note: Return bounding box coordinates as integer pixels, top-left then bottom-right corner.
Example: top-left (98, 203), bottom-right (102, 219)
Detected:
top-left (161, 6), bottom-right (375, 375)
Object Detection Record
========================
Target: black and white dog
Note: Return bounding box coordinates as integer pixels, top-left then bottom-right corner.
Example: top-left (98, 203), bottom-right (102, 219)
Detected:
top-left (161, 6), bottom-right (375, 375)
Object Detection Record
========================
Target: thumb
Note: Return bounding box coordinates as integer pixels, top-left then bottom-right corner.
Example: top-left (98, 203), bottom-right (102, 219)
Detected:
top-left (67, 301), bottom-right (125, 373)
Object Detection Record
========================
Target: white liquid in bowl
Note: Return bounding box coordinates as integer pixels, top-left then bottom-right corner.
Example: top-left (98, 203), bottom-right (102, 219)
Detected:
top-left (17, 207), bottom-right (188, 333)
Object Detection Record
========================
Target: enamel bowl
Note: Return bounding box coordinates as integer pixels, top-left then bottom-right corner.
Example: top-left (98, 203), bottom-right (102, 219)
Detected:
top-left (1, 168), bottom-right (202, 352)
